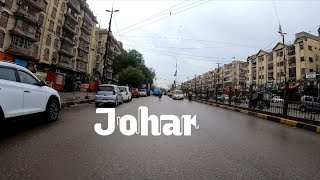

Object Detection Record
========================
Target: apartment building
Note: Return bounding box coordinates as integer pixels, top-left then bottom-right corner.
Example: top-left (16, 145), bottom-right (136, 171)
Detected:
top-left (220, 60), bottom-right (248, 90)
top-left (94, 29), bottom-right (124, 83)
top-left (247, 32), bottom-right (320, 90)
top-left (0, 0), bottom-right (98, 81)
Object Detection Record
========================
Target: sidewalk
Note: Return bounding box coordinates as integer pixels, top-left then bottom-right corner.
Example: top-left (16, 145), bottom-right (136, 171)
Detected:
top-left (59, 92), bottom-right (96, 107)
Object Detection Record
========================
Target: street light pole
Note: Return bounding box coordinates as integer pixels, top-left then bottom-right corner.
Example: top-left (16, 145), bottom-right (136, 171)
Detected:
top-left (102, 8), bottom-right (119, 84)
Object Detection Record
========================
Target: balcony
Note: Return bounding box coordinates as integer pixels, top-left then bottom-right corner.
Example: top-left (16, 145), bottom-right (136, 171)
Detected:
top-left (79, 34), bottom-right (90, 43)
top-left (76, 63), bottom-right (87, 73)
top-left (58, 56), bottom-right (74, 70)
top-left (65, 12), bottom-right (78, 23)
top-left (67, 0), bottom-right (81, 13)
top-left (59, 46), bottom-right (74, 57)
top-left (81, 22), bottom-right (92, 34)
top-left (78, 46), bottom-right (89, 54)
top-left (83, 13), bottom-right (93, 25)
top-left (6, 44), bottom-right (36, 60)
top-left (63, 22), bottom-right (77, 35)
top-left (60, 36), bottom-right (75, 46)
top-left (107, 67), bottom-right (113, 72)
top-left (14, 8), bottom-right (38, 25)
top-left (107, 60), bottom-right (112, 65)
top-left (10, 26), bottom-right (37, 42)
top-left (26, 0), bottom-right (47, 11)
top-left (77, 52), bottom-right (88, 62)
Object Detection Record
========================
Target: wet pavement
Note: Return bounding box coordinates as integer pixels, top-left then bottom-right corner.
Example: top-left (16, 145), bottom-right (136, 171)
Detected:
top-left (1, 96), bottom-right (320, 179)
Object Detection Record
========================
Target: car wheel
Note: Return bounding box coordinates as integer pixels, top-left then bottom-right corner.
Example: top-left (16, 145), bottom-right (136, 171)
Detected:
top-left (46, 99), bottom-right (60, 121)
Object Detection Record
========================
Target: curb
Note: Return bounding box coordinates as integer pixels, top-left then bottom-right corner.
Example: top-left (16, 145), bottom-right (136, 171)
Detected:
top-left (61, 99), bottom-right (95, 108)
top-left (194, 99), bottom-right (320, 134)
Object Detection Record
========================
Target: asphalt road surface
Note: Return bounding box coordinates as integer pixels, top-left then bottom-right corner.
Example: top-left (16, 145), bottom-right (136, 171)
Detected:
top-left (1, 96), bottom-right (320, 179)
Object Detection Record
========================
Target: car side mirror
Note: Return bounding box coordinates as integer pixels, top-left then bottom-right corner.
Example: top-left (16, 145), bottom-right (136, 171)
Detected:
top-left (39, 81), bottom-right (47, 87)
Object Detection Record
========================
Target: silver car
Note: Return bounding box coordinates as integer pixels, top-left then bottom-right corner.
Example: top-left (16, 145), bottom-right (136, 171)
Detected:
top-left (95, 84), bottom-right (123, 107)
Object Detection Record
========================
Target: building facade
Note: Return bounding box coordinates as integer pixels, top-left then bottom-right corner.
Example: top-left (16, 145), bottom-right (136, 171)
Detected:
top-left (247, 32), bottom-right (320, 90)
top-left (94, 29), bottom-right (124, 83)
top-left (0, 0), bottom-right (98, 83)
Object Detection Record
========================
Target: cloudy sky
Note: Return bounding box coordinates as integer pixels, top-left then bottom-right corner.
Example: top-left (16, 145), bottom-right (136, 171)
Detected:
top-left (87, 0), bottom-right (319, 88)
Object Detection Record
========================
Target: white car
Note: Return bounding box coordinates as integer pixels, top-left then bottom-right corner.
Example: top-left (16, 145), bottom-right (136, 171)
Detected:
top-left (173, 90), bottom-right (184, 100)
top-left (139, 89), bottom-right (147, 97)
top-left (0, 61), bottom-right (61, 121)
top-left (272, 96), bottom-right (284, 103)
top-left (119, 86), bottom-right (132, 102)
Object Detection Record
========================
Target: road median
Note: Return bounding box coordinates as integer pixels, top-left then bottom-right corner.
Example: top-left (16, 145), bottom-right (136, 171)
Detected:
top-left (194, 99), bottom-right (320, 134)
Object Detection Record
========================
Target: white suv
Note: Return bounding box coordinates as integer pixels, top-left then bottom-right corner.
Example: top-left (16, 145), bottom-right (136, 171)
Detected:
top-left (0, 61), bottom-right (61, 122)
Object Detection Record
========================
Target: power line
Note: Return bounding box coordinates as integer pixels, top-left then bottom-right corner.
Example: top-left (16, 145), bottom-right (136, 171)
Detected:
top-left (117, 0), bottom-right (213, 35)
top-left (116, 0), bottom-right (191, 33)
top-left (119, 34), bottom-right (255, 47)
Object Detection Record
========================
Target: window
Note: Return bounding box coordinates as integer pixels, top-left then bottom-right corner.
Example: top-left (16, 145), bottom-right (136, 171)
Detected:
top-left (33, 44), bottom-right (39, 57)
top-left (277, 62), bottom-right (280, 66)
top-left (0, 30), bottom-right (4, 48)
top-left (259, 75), bottom-right (261, 79)
top-left (301, 68), bottom-right (305, 74)
top-left (58, 13), bottom-right (64, 24)
top-left (0, 67), bottom-right (16, 82)
top-left (61, 2), bottom-right (65, 12)
top-left (56, 26), bottom-right (61, 36)
top-left (51, 8), bottom-right (57, 19)
top-left (54, 39), bottom-right (59, 49)
top-left (280, 61), bottom-right (283, 66)
top-left (262, 66), bottom-right (264, 70)
top-left (46, 34), bottom-right (52, 46)
top-left (309, 57), bottom-right (313, 62)
top-left (262, 75), bottom-right (264, 79)
top-left (0, 11), bottom-right (9, 28)
top-left (38, 14), bottom-right (44, 27)
top-left (98, 41), bottom-right (101, 47)
top-left (18, 71), bottom-right (38, 85)
top-left (301, 57), bottom-right (304, 61)
top-left (49, 21), bottom-right (54, 32)
top-left (310, 69), bottom-right (314, 72)
top-left (308, 45), bottom-right (312, 51)
top-left (299, 42), bottom-right (304, 50)
top-left (44, 48), bottom-right (50, 61)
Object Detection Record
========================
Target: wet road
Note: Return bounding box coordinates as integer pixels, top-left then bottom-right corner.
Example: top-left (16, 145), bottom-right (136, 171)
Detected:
top-left (1, 96), bottom-right (320, 179)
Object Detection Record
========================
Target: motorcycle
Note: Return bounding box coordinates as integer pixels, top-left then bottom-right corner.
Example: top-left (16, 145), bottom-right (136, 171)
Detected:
top-left (188, 95), bottom-right (192, 101)
top-left (158, 94), bottom-right (162, 99)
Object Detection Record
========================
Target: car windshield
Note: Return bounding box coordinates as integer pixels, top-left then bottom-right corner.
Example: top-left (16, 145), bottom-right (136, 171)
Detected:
top-left (175, 91), bottom-right (182, 94)
top-left (98, 86), bottom-right (114, 92)
top-left (119, 87), bottom-right (127, 92)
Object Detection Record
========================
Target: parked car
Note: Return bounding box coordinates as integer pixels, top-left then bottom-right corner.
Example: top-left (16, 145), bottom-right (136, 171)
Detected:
top-left (139, 89), bottom-right (147, 97)
top-left (172, 90), bottom-right (184, 100)
top-left (0, 61), bottom-right (61, 121)
top-left (300, 95), bottom-right (320, 112)
top-left (271, 96), bottom-right (284, 103)
top-left (119, 86), bottom-right (132, 102)
top-left (131, 88), bottom-right (140, 98)
top-left (95, 84), bottom-right (123, 107)
top-left (168, 91), bottom-right (172, 97)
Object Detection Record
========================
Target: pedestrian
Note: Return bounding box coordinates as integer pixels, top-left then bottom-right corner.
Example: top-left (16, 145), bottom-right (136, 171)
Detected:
top-left (252, 92), bottom-right (258, 109)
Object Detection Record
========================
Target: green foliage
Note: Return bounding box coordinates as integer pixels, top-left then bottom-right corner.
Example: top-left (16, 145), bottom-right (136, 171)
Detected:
top-left (118, 67), bottom-right (145, 86)
top-left (113, 49), bottom-right (156, 85)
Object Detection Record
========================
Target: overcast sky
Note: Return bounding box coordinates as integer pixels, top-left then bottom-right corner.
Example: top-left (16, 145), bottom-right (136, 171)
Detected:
top-left (87, 0), bottom-right (319, 88)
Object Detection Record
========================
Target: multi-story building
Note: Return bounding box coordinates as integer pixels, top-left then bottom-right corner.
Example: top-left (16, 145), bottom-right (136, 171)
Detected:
top-left (0, 0), bottom-right (98, 82)
top-left (247, 31), bottom-right (320, 90)
top-left (0, 0), bottom-right (48, 70)
top-left (221, 60), bottom-right (247, 90)
top-left (94, 29), bottom-right (124, 83)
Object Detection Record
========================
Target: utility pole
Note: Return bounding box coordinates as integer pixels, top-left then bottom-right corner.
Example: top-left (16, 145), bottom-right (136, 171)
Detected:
top-left (216, 61), bottom-right (221, 102)
top-left (279, 25), bottom-right (288, 115)
top-left (102, 8), bottom-right (119, 84)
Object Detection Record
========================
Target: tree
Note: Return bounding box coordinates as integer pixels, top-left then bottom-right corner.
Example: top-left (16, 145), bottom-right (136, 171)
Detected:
top-left (118, 67), bottom-right (145, 87)
top-left (113, 49), bottom-right (155, 84)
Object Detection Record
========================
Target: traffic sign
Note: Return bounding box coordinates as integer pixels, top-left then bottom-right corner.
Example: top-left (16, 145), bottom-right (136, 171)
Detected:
top-left (306, 72), bottom-right (316, 79)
